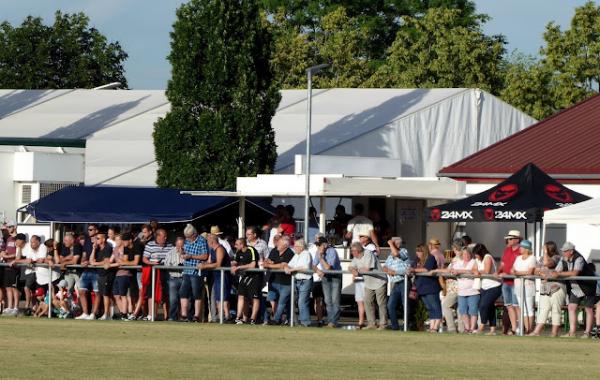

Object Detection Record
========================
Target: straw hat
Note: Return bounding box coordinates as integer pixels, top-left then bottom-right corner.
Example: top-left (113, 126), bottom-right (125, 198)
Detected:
top-left (210, 226), bottom-right (223, 235)
top-left (504, 230), bottom-right (521, 240)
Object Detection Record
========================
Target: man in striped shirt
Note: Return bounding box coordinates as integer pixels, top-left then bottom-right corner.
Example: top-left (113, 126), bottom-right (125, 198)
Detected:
top-left (181, 224), bottom-right (209, 322)
top-left (143, 228), bottom-right (172, 320)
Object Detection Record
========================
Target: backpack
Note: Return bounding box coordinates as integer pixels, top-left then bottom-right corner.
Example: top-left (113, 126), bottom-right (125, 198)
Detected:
top-left (562, 251), bottom-right (597, 296)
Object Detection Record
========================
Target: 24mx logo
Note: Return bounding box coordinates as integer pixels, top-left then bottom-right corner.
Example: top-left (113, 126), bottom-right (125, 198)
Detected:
top-left (439, 211), bottom-right (473, 220)
top-left (494, 211), bottom-right (527, 220)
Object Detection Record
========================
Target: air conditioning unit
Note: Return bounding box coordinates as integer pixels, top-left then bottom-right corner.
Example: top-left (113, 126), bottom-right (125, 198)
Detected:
top-left (16, 182), bottom-right (39, 224)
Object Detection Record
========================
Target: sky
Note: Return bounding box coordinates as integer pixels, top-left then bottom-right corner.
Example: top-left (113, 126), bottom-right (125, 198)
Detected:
top-left (0, 0), bottom-right (596, 89)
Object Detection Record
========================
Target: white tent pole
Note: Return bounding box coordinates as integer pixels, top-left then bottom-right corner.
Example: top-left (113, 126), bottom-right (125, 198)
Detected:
top-left (319, 196), bottom-right (326, 234)
top-left (238, 197), bottom-right (246, 239)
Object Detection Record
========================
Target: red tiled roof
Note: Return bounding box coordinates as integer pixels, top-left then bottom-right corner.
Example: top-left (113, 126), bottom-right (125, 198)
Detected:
top-left (439, 93), bottom-right (600, 180)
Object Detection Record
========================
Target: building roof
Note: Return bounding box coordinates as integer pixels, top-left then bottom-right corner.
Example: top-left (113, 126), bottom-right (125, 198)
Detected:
top-left (439, 93), bottom-right (600, 181)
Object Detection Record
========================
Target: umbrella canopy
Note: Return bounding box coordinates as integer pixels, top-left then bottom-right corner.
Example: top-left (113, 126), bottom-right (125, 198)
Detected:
top-left (426, 163), bottom-right (590, 222)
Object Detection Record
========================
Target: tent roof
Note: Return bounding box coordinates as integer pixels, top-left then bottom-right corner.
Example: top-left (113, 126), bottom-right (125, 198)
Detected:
top-left (439, 93), bottom-right (600, 180)
top-left (544, 197), bottom-right (600, 225)
top-left (23, 186), bottom-right (235, 224)
top-left (426, 163), bottom-right (591, 222)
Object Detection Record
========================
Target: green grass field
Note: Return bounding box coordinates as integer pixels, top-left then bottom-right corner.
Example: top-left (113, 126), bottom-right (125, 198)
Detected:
top-left (1, 318), bottom-right (600, 379)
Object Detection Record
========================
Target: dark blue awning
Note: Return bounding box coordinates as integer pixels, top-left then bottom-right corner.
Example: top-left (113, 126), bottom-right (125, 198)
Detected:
top-left (24, 186), bottom-right (237, 224)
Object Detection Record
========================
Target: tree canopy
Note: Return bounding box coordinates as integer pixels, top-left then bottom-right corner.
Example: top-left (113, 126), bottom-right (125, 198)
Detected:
top-left (0, 11), bottom-right (128, 89)
top-left (153, 0), bottom-right (280, 190)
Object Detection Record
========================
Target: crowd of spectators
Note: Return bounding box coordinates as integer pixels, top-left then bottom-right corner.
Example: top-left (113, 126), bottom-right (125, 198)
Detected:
top-left (2, 212), bottom-right (600, 338)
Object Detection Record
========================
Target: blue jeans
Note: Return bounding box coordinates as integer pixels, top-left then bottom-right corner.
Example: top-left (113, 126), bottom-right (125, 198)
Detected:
top-left (479, 286), bottom-right (502, 326)
top-left (502, 283), bottom-right (518, 306)
top-left (168, 277), bottom-right (183, 320)
top-left (272, 282), bottom-right (292, 323)
top-left (79, 270), bottom-right (98, 292)
top-left (321, 276), bottom-right (342, 325)
top-left (421, 293), bottom-right (442, 320)
top-left (296, 278), bottom-right (313, 326)
top-left (387, 281), bottom-right (407, 330)
top-left (179, 274), bottom-right (204, 300)
top-left (458, 294), bottom-right (480, 316)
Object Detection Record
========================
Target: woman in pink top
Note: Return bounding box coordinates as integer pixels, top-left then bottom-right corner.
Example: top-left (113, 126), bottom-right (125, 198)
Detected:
top-left (451, 244), bottom-right (480, 333)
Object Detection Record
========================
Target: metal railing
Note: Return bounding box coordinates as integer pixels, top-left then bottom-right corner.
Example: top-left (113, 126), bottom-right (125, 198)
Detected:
top-left (2, 262), bottom-right (598, 336)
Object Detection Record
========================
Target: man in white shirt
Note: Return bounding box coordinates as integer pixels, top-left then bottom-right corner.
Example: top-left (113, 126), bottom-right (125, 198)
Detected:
top-left (210, 226), bottom-right (233, 257)
top-left (16, 235), bottom-right (53, 313)
top-left (346, 204), bottom-right (379, 252)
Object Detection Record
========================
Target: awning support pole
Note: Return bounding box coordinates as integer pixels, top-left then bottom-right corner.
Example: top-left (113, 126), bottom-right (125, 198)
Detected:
top-left (319, 196), bottom-right (326, 234)
top-left (238, 197), bottom-right (246, 239)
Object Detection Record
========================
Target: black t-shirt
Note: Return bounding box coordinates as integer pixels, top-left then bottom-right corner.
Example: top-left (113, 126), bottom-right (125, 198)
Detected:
top-left (234, 246), bottom-right (260, 277)
top-left (124, 242), bottom-right (142, 275)
top-left (60, 244), bottom-right (82, 273)
top-left (268, 248), bottom-right (294, 284)
top-left (95, 245), bottom-right (114, 276)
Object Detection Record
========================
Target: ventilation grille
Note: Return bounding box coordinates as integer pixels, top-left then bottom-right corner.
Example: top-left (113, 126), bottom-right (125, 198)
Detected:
top-left (21, 185), bottom-right (32, 204)
top-left (40, 183), bottom-right (77, 198)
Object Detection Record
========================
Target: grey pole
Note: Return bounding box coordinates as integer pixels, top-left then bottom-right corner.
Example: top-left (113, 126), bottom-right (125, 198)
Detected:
top-left (219, 269), bottom-right (225, 324)
top-left (47, 264), bottom-right (53, 319)
top-left (304, 64), bottom-right (329, 239)
top-left (151, 266), bottom-right (156, 322)
top-left (403, 274), bottom-right (408, 332)
top-left (290, 275), bottom-right (296, 328)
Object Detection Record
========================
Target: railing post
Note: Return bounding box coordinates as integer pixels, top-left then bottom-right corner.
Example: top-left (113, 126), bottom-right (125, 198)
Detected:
top-left (519, 276), bottom-right (525, 336)
top-left (151, 265), bottom-right (156, 322)
top-left (48, 264), bottom-right (52, 319)
top-left (290, 275), bottom-right (295, 328)
top-left (219, 269), bottom-right (224, 324)
top-left (403, 273), bottom-right (408, 332)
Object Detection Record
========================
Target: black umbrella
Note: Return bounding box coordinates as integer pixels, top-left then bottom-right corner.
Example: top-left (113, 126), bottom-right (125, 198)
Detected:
top-left (426, 163), bottom-right (590, 222)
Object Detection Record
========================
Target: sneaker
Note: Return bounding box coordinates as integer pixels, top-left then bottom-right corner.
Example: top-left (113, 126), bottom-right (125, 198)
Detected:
top-left (250, 319), bottom-right (257, 325)
top-left (86, 314), bottom-right (96, 320)
top-left (592, 326), bottom-right (599, 339)
top-left (235, 319), bottom-right (245, 325)
top-left (192, 316), bottom-right (200, 323)
top-left (98, 315), bottom-right (109, 321)
top-left (327, 322), bottom-right (337, 328)
top-left (126, 314), bottom-right (136, 321)
top-left (76, 313), bottom-right (90, 320)
top-left (8, 308), bottom-right (18, 316)
top-left (581, 332), bottom-right (591, 339)
top-left (142, 316), bottom-right (151, 321)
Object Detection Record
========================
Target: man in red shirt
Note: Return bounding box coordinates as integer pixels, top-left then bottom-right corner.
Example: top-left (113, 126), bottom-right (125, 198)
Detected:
top-left (496, 230), bottom-right (522, 335)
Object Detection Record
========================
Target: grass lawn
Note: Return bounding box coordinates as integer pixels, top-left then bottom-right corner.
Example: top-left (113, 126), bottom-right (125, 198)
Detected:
top-left (1, 318), bottom-right (600, 379)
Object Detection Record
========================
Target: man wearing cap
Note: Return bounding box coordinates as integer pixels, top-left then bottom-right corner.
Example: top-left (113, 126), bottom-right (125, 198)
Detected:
top-left (496, 230), bottom-right (522, 335)
top-left (552, 242), bottom-right (597, 338)
top-left (312, 236), bottom-right (342, 327)
top-left (2, 229), bottom-right (24, 316)
top-left (346, 204), bottom-right (379, 253)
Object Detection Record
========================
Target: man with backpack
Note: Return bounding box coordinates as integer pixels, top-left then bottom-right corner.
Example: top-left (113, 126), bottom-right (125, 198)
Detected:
top-left (552, 242), bottom-right (598, 338)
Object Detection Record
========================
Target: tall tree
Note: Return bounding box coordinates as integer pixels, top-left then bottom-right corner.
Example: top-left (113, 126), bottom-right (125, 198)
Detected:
top-left (501, 1), bottom-right (600, 119)
top-left (366, 8), bottom-right (506, 93)
top-left (0, 11), bottom-right (128, 89)
top-left (153, 0), bottom-right (280, 190)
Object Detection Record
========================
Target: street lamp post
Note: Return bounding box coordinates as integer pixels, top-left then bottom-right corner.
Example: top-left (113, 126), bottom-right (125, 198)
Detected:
top-left (304, 64), bottom-right (329, 240)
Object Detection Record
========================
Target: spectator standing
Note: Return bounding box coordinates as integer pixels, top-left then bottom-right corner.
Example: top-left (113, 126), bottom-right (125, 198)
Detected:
top-left (110, 234), bottom-right (130, 319)
top-left (264, 235), bottom-right (294, 325)
top-left (552, 242), bottom-right (597, 338)
top-left (180, 224), bottom-right (208, 322)
top-left (284, 238), bottom-right (313, 327)
top-left (54, 233), bottom-right (82, 291)
top-left (428, 238), bottom-right (446, 271)
top-left (142, 229), bottom-right (172, 320)
top-left (200, 234), bottom-right (232, 321)
top-left (76, 224), bottom-right (100, 320)
top-left (411, 244), bottom-right (442, 332)
top-left (451, 245), bottom-right (480, 333)
top-left (496, 230), bottom-right (522, 335)
top-left (118, 233), bottom-right (142, 321)
top-left (438, 239), bottom-right (464, 333)
top-left (472, 243), bottom-right (501, 335)
top-left (384, 238), bottom-right (413, 331)
top-left (164, 236), bottom-right (185, 321)
top-left (309, 234), bottom-right (326, 326)
top-left (15, 235), bottom-right (51, 314)
top-left (346, 204), bottom-right (378, 251)
top-left (1, 225), bottom-right (21, 316)
top-left (511, 240), bottom-right (537, 334)
top-left (210, 226), bottom-right (233, 257)
top-left (327, 205), bottom-right (352, 240)
top-left (232, 238), bottom-right (261, 324)
top-left (313, 236), bottom-right (342, 328)
top-left (349, 242), bottom-right (387, 330)
top-left (530, 242), bottom-right (565, 337)
top-left (90, 230), bottom-right (116, 320)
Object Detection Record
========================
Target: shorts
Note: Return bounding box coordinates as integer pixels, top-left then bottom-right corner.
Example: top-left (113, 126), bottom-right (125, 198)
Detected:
top-left (2, 267), bottom-right (19, 288)
top-left (311, 281), bottom-right (323, 298)
top-left (502, 284), bottom-right (518, 306)
top-left (569, 294), bottom-right (598, 308)
top-left (97, 272), bottom-right (116, 296)
top-left (421, 293), bottom-right (443, 320)
top-left (237, 275), bottom-right (262, 299)
top-left (113, 276), bottom-right (131, 297)
top-left (458, 294), bottom-right (480, 316)
top-left (63, 272), bottom-right (80, 291)
top-left (78, 271), bottom-right (99, 292)
top-left (213, 274), bottom-right (231, 302)
top-left (179, 274), bottom-right (205, 300)
top-left (24, 272), bottom-right (37, 290)
top-left (129, 273), bottom-right (140, 298)
top-left (354, 281), bottom-right (365, 302)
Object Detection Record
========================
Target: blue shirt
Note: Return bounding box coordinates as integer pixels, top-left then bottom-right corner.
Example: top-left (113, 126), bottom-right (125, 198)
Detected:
top-left (312, 246), bottom-right (342, 278)
top-left (385, 248), bottom-right (412, 283)
top-left (183, 235), bottom-right (208, 276)
top-left (415, 254), bottom-right (440, 296)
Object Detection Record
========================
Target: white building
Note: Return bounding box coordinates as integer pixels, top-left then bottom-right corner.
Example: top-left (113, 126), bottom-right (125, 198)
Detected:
top-left (0, 88), bottom-right (535, 247)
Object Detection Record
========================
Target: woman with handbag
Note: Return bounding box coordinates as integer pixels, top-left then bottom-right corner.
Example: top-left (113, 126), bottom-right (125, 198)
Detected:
top-left (472, 244), bottom-right (502, 335)
top-left (451, 244), bottom-right (480, 333)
